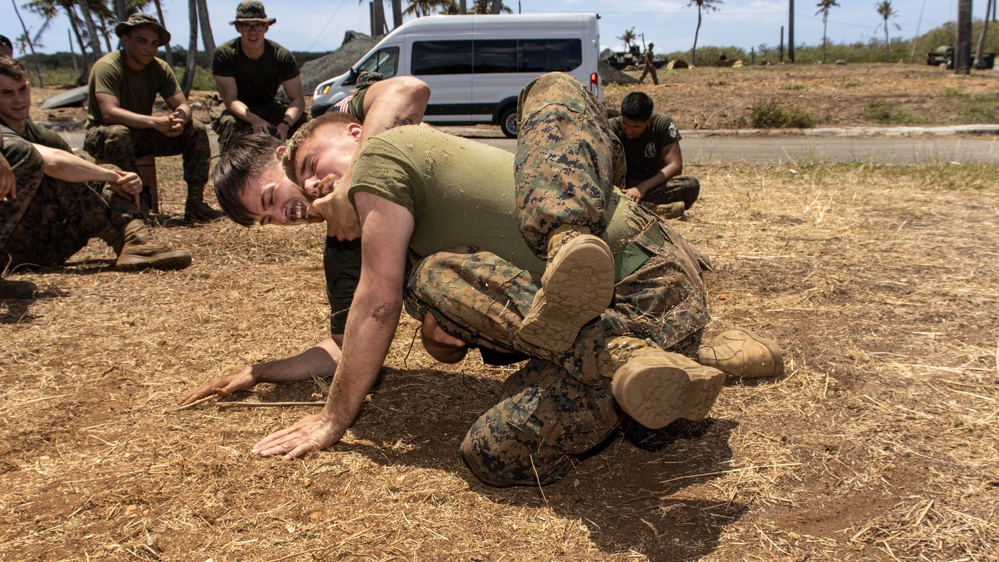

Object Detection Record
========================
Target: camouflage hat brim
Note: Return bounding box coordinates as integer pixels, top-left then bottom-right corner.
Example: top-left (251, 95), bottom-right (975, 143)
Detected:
top-left (230, 17), bottom-right (277, 25)
top-left (114, 14), bottom-right (171, 45)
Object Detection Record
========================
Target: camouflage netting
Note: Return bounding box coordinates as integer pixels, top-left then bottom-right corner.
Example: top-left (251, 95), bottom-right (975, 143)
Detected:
top-left (599, 60), bottom-right (639, 85)
top-left (299, 31), bottom-right (382, 95)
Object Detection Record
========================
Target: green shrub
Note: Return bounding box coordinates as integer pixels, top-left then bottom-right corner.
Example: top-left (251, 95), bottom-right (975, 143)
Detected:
top-left (782, 82), bottom-right (806, 91)
top-left (746, 100), bottom-right (816, 128)
top-left (865, 100), bottom-right (923, 124)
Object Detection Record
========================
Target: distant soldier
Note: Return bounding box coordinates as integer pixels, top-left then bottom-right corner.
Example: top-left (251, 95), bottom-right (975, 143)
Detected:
top-left (609, 91), bottom-right (699, 219)
top-left (0, 35), bottom-right (13, 58)
top-left (639, 42), bottom-right (659, 85)
top-left (212, 1), bottom-right (307, 152)
top-left (83, 13), bottom-right (223, 222)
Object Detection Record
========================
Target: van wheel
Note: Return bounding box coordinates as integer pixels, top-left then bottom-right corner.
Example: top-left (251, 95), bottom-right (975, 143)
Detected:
top-left (499, 107), bottom-right (518, 138)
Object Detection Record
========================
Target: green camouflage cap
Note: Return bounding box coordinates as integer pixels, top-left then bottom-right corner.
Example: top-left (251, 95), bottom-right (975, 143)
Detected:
top-left (230, 1), bottom-right (277, 25)
top-left (114, 13), bottom-right (171, 45)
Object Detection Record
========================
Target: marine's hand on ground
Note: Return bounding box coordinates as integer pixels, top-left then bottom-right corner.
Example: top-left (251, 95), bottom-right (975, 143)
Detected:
top-left (251, 412), bottom-right (343, 460)
top-left (176, 366), bottom-right (257, 406)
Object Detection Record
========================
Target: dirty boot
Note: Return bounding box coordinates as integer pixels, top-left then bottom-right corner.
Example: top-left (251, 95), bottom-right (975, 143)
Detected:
top-left (115, 219), bottom-right (193, 271)
top-left (697, 328), bottom-right (784, 379)
top-left (604, 336), bottom-right (725, 429)
top-left (643, 201), bottom-right (685, 220)
top-left (184, 199), bottom-right (225, 223)
top-left (0, 277), bottom-right (38, 299)
top-left (517, 226), bottom-right (615, 352)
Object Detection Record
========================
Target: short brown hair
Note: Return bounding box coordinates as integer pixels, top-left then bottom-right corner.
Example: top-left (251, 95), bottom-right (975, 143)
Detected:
top-left (0, 56), bottom-right (28, 82)
top-left (282, 111), bottom-right (359, 184)
top-left (213, 133), bottom-right (282, 226)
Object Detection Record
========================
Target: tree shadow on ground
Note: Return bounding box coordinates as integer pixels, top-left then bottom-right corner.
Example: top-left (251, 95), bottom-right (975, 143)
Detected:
top-left (244, 365), bottom-right (744, 560)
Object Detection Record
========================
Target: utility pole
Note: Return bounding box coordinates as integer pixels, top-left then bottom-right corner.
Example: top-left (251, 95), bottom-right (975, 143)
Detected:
top-left (955, 0), bottom-right (972, 74)
top-left (788, 0), bottom-right (795, 62)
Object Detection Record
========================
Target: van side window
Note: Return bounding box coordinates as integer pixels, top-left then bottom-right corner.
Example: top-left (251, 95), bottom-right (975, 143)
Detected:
top-left (357, 47), bottom-right (400, 79)
top-left (412, 39), bottom-right (582, 75)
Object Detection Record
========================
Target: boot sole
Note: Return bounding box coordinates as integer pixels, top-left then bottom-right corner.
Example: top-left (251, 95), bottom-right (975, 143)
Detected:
top-left (117, 251), bottom-right (193, 271)
top-left (612, 360), bottom-right (725, 429)
top-left (517, 236), bottom-right (615, 352)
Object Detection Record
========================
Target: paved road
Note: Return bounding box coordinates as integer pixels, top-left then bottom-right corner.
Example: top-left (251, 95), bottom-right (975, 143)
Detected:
top-left (59, 128), bottom-right (999, 164)
top-left (465, 132), bottom-right (999, 164)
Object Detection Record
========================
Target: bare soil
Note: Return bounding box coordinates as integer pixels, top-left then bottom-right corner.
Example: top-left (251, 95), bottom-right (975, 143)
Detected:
top-left (3, 64), bottom-right (998, 561)
top-left (30, 62), bottom-right (999, 131)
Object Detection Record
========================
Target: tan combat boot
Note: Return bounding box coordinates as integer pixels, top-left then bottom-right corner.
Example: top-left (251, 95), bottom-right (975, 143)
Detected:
top-left (115, 219), bottom-right (193, 271)
top-left (649, 201), bottom-right (686, 220)
top-left (697, 329), bottom-right (784, 379)
top-left (517, 226), bottom-right (615, 352)
top-left (605, 336), bottom-right (726, 429)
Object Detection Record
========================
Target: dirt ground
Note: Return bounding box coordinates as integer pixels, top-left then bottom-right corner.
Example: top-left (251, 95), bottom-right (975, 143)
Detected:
top-left (30, 62), bottom-right (999, 131)
top-left (3, 64), bottom-right (998, 561)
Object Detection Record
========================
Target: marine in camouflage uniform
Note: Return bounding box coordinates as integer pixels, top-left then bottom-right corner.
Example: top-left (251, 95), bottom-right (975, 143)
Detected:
top-left (0, 129), bottom-right (137, 267)
top-left (399, 73), bottom-right (711, 485)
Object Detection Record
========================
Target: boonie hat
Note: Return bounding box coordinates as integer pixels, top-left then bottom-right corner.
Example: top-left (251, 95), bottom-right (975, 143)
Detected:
top-left (114, 13), bottom-right (171, 45)
top-left (230, 1), bottom-right (277, 25)
top-left (648, 42), bottom-right (655, 48)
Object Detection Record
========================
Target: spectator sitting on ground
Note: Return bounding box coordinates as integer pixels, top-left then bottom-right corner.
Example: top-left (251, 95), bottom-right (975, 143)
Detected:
top-left (82, 13), bottom-right (223, 223)
top-left (212, 1), bottom-right (308, 153)
top-left (609, 91), bottom-right (700, 219)
top-left (0, 56), bottom-right (191, 298)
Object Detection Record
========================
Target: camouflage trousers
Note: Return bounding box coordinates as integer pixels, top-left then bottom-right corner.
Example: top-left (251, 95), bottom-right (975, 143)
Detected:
top-left (83, 119), bottom-right (210, 200)
top-left (632, 175), bottom-right (701, 210)
top-left (212, 100), bottom-right (308, 154)
top-left (404, 236), bottom-right (708, 486)
top-left (1, 134), bottom-right (140, 269)
top-left (515, 73), bottom-right (619, 258)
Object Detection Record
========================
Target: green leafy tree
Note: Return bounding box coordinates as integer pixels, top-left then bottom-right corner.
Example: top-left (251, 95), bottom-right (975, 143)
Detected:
top-left (404, 0), bottom-right (457, 17)
top-left (470, 0), bottom-right (510, 14)
top-left (686, 0), bottom-right (722, 65)
top-left (876, 0), bottom-right (897, 62)
top-left (815, 0), bottom-right (840, 63)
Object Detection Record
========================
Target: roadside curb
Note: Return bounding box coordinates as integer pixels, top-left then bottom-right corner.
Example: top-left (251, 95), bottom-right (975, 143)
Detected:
top-left (685, 125), bottom-right (999, 138)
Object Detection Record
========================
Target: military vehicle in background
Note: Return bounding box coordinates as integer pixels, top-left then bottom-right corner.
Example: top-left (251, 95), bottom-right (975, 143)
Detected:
top-left (926, 45), bottom-right (996, 70)
top-left (602, 45), bottom-right (668, 70)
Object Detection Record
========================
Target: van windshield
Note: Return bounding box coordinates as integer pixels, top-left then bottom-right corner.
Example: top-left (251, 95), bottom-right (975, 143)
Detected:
top-left (357, 47), bottom-right (400, 78)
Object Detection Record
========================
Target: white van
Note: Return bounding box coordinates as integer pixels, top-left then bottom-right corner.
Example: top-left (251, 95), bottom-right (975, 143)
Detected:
top-left (311, 13), bottom-right (603, 138)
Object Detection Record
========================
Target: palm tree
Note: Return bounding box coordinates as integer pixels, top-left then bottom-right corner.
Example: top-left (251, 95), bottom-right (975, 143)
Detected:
top-left (617, 28), bottom-right (636, 50)
top-left (686, 0), bottom-right (722, 65)
top-left (815, 0), bottom-right (839, 64)
top-left (471, 0), bottom-right (510, 14)
top-left (195, 0), bottom-right (215, 62)
top-left (875, 0), bottom-right (896, 63)
top-left (181, 0), bottom-right (197, 95)
top-left (403, 0), bottom-right (455, 17)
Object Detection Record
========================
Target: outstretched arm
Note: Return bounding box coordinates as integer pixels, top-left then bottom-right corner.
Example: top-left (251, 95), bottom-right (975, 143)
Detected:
top-left (624, 142), bottom-right (683, 203)
top-left (33, 143), bottom-right (141, 205)
top-left (252, 193), bottom-right (414, 459)
top-left (177, 337), bottom-right (341, 406)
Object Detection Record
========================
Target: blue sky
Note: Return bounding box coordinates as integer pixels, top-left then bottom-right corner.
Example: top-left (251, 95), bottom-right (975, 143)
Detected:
top-left (6, 0), bottom-right (964, 57)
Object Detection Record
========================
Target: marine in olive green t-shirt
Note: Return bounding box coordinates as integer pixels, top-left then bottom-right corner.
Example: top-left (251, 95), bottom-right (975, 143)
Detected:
top-left (86, 49), bottom-right (181, 127)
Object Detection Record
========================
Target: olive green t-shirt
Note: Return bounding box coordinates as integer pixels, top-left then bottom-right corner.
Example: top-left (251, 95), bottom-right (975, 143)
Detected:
top-left (349, 126), bottom-right (649, 274)
top-left (608, 113), bottom-right (681, 186)
top-left (86, 50), bottom-right (180, 127)
top-left (212, 38), bottom-right (299, 108)
top-left (0, 117), bottom-right (71, 152)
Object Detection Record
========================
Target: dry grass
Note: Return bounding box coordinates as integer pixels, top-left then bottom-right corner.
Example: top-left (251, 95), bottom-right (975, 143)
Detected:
top-left (2, 154), bottom-right (997, 561)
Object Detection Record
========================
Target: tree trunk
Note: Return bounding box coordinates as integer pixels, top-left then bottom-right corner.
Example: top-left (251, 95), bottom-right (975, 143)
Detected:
top-left (459, 0), bottom-right (467, 14)
top-left (955, 0), bottom-right (973, 74)
top-left (489, 0), bottom-right (502, 14)
top-left (691, 9), bottom-right (702, 65)
top-left (99, 18), bottom-right (113, 53)
top-left (884, 21), bottom-right (889, 62)
top-left (151, 0), bottom-right (173, 66)
top-left (975, 0), bottom-right (992, 68)
top-left (65, 7), bottom-right (92, 84)
top-left (392, 0), bottom-right (403, 29)
top-left (181, 0), bottom-right (199, 96)
top-left (821, 14), bottom-right (828, 64)
top-left (114, 0), bottom-right (127, 22)
top-left (196, 0), bottom-right (216, 62)
top-left (77, 0), bottom-right (104, 59)
top-left (10, 0), bottom-right (46, 86)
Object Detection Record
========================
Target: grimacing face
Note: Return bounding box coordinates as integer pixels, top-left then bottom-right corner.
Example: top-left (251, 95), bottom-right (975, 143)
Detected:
top-left (0, 73), bottom-right (31, 124)
top-left (293, 123), bottom-right (362, 199)
top-left (239, 160), bottom-right (315, 226)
